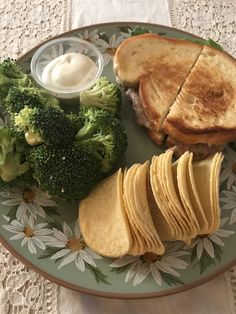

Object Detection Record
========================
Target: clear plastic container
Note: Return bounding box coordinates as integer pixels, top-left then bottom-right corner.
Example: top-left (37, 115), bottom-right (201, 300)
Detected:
top-left (30, 37), bottom-right (104, 99)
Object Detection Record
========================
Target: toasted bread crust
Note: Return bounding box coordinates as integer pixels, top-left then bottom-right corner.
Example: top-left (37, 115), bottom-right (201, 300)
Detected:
top-left (114, 33), bottom-right (202, 87)
top-left (146, 128), bottom-right (165, 145)
top-left (139, 74), bottom-right (161, 123)
top-left (163, 120), bottom-right (236, 144)
top-left (163, 46), bottom-right (236, 144)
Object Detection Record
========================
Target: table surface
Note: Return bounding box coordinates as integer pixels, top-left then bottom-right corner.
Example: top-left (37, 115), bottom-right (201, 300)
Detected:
top-left (0, 1), bottom-right (236, 313)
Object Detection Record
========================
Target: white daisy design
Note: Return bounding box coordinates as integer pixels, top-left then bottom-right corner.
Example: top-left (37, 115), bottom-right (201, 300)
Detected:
top-left (187, 217), bottom-right (235, 259)
top-left (221, 187), bottom-right (236, 225)
top-left (39, 41), bottom-right (88, 67)
top-left (64, 42), bottom-right (90, 55)
top-left (0, 187), bottom-right (57, 222)
top-left (120, 31), bottom-right (131, 39)
top-left (46, 222), bottom-right (102, 271)
top-left (220, 145), bottom-right (236, 189)
top-left (2, 215), bottom-right (53, 254)
top-left (97, 34), bottom-right (124, 65)
top-left (109, 242), bottom-right (189, 287)
top-left (78, 29), bottom-right (104, 46)
top-left (39, 43), bottom-right (64, 67)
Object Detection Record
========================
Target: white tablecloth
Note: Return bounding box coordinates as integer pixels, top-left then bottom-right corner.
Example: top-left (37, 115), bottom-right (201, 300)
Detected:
top-left (70, 0), bottom-right (170, 28)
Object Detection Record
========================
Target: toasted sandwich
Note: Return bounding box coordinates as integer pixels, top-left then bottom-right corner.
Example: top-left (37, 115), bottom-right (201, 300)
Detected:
top-left (114, 33), bottom-right (236, 152)
top-left (114, 33), bottom-right (202, 144)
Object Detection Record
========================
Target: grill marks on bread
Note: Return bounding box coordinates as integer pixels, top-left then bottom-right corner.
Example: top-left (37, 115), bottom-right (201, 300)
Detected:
top-left (184, 66), bottom-right (233, 117)
top-left (139, 59), bottom-right (202, 144)
top-left (163, 46), bottom-right (236, 144)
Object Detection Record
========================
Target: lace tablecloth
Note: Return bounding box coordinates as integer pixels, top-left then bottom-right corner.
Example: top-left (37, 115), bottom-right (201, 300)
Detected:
top-left (0, 0), bottom-right (236, 313)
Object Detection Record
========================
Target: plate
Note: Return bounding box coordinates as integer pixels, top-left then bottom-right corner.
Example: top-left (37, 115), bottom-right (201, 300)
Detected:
top-left (0, 22), bottom-right (236, 299)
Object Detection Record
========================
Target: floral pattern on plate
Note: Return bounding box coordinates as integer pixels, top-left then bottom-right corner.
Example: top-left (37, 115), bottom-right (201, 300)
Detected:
top-left (45, 222), bottom-right (102, 269)
top-left (1, 186), bottom-right (59, 256)
top-left (185, 217), bottom-right (235, 273)
top-left (220, 145), bottom-right (236, 189)
top-left (40, 221), bottom-right (108, 284)
top-left (1, 187), bottom-right (57, 222)
top-left (221, 187), bottom-right (236, 225)
top-left (110, 242), bottom-right (189, 287)
top-left (2, 215), bottom-right (54, 254)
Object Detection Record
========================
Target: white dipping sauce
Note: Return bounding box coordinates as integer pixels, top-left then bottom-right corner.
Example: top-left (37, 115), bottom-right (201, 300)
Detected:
top-left (41, 52), bottom-right (98, 91)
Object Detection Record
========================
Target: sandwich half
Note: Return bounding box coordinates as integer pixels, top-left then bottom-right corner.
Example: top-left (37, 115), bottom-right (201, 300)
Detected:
top-left (163, 46), bottom-right (236, 145)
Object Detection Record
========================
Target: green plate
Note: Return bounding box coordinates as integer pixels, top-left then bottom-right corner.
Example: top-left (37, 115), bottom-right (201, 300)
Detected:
top-left (0, 22), bottom-right (236, 299)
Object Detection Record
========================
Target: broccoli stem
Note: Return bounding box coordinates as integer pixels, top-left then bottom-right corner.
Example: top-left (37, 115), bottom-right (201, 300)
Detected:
top-left (0, 154), bottom-right (29, 182)
top-left (75, 121), bottom-right (97, 141)
top-left (25, 131), bottom-right (43, 146)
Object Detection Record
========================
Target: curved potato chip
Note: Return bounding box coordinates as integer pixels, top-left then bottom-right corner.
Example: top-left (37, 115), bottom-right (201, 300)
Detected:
top-left (128, 164), bottom-right (154, 253)
top-left (158, 154), bottom-right (184, 238)
top-left (134, 161), bottom-right (164, 255)
top-left (192, 153), bottom-right (223, 234)
top-left (211, 153), bottom-right (224, 232)
top-left (123, 165), bottom-right (146, 255)
top-left (187, 153), bottom-right (208, 234)
top-left (150, 155), bottom-right (178, 240)
top-left (79, 169), bottom-right (131, 258)
top-left (161, 152), bottom-right (193, 240)
top-left (147, 171), bottom-right (175, 241)
top-left (175, 152), bottom-right (199, 238)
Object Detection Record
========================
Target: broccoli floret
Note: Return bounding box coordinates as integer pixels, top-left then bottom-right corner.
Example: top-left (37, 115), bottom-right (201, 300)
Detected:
top-left (0, 170), bottom-right (35, 190)
top-left (0, 126), bottom-right (30, 182)
top-left (0, 59), bottom-right (32, 102)
top-left (80, 77), bottom-right (121, 114)
top-left (1, 59), bottom-right (28, 80)
top-left (0, 127), bottom-right (16, 164)
top-left (4, 86), bottom-right (60, 115)
top-left (76, 107), bottom-right (113, 140)
top-left (14, 106), bottom-right (76, 146)
top-left (29, 144), bottom-right (102, 200)
top-left (75, 107), bottom-right (127, 172)
top-left (66, 112), bottom-right (84, 133)
top-left (4, 86), bottom-right (44, 114)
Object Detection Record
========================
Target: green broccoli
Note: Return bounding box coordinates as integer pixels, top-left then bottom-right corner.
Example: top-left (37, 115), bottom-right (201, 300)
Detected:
top-left (66, 112), bottom-right (84, 133)
top-left (4, 86), bottom-right (60, 115)
top-left (29, 144), bottom-right (102, 200)
top-left (0, 170), bottom-right (35, 190)
top-left (75, 107), bottom-right (127, 172)
top-left (80, 77), bottom-right (121, 114)
top-left (75, 107), bottom-right (113, 140)
top-left (14, 106), bottom-right (76, 146)
top-left (0, 126), bottom-right (30, 182)
top-left (0, 59), bottom-right (32, 102)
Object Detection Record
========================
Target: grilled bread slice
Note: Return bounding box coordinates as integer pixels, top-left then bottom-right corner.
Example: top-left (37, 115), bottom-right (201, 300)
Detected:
top-left (163, 46), bottom-right (236, 145)
top-left (113, 33), bottom-right (202, 88)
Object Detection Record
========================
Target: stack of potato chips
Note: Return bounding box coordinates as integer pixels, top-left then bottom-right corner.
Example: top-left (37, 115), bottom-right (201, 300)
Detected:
top-left (79, 151), bottom-right (223, 257)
